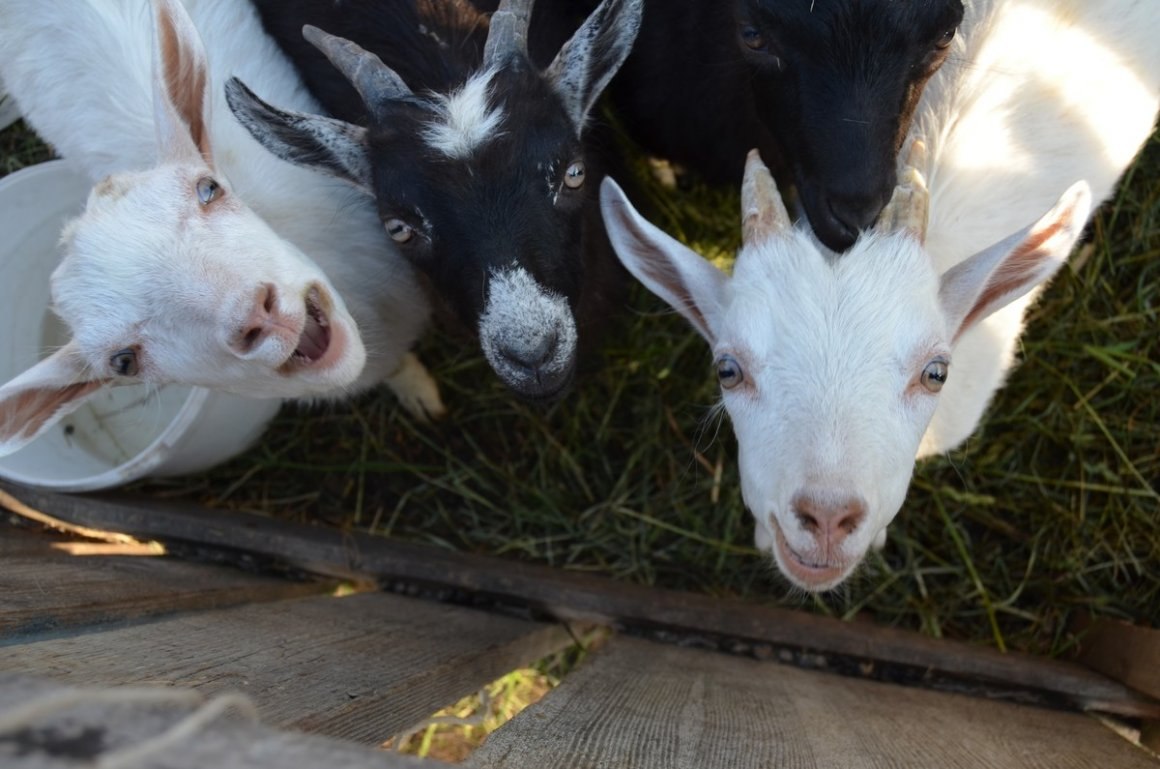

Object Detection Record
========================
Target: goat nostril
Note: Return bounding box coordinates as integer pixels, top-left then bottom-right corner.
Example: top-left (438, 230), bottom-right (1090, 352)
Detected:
top-left (792, 493), bottom-right (868, 541)
top-left (231, 325), bottom-right (265, 355)
top-left (261, 283), bottom-right (277, 314)
top-left (795, 511), bottom-right (819, 534)
top-left (243, 327), bottom-right (262, 350)
top-left (230, 283), bottom-right (279, 356)
top-left (838, 497), bottom-right (868, 535)
top-left (837, 511), bottom-right (864, 536)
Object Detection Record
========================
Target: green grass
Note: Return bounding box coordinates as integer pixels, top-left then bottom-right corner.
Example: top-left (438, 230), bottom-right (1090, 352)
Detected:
top-left (2, 117), bottom-right (1156, 658)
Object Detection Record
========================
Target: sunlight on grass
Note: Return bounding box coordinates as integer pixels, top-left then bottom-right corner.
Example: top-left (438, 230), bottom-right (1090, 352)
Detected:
top-left (385, 668), bottom-right (554, 762)
top-left (382, 634), bottom-right (602, 762)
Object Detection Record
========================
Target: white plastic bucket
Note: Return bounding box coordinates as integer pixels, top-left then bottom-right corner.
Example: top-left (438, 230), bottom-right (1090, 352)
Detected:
top-left (0, 160), bottom-right (281, 491)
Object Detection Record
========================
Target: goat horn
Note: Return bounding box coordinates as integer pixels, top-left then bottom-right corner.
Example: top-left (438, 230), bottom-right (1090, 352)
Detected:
top-left (302, 25), bottom-right (413, 124)
top-left (482, 0), bottom-right (534, 69)
top-left (741, 149), bottom-right (791, 246)
top-left (877, 138), bottom-right (930, 242)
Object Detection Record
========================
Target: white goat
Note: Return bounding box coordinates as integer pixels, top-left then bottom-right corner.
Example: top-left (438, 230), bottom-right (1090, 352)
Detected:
top-left (601, 0), bottom-right (1160, 592)
top-left (0, 0), bottom-right (443, 456)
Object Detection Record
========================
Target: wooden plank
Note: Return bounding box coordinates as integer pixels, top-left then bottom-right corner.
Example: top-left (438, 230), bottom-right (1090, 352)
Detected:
top-left (0, 673), bottom-right (444, 768)
top-left (1145, 723), bottom-right (1160, 754)
top-left (0, 591), bottom-right (572, 745)
top-left (1077, 619), bottom-right (1160, 702)
top-left (3, 481), bottom-right (1152, 719)
top-left (0, 525), bottom-right (66, 557)
top-left (470, 636), bottom-right (1159, 769)
top-left (0, 524), bottom-right (327, 640)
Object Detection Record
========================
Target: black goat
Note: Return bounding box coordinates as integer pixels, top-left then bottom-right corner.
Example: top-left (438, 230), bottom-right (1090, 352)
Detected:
top-left (228, 0), bottom-right (641, 401)
top-left (598, 0), bottom-right (965, 252)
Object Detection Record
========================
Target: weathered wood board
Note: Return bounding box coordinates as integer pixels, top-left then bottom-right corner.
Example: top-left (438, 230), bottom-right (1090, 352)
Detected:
top-left (470, 636), bottom-right (1159, 769)
top-left (0, 673), bottom-right (447, 769)
top-left (0, 525), bottom-right (325, 640)
top-left (0, 591), bottom-right (572, 745)
top-left (4, 482), bottom-right (1153, 719)
top-left (1078, 619), bottom-right (1160, 702)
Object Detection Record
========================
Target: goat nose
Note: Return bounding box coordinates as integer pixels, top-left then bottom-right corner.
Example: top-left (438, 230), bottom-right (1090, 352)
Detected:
top-left (825, 191), bottom-right (885, 243)
top-left (230, 283), bottom-right (280, 356)
top-left (791, 492), bottom-right (867, 549)
top-left (498, 330), bottom-right (558, 374)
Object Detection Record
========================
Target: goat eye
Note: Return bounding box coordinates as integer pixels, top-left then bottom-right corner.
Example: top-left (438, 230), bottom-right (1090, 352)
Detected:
top-left (935, 27), bottom-right (956, 50)
top-left (196, 177), bottom-right (221, 206)
top-left (920, 359), bottom-right (948, 393)
top-left (385, 218), bottom-right (414, 244)
top-left (563, 161), bottom-right (586, 190)
top-left (109, 348), bottom-right (139, 377)
top-left (715, 355), bottom-right (744, 390)
top-left (740, 24), bottom-right (766, 52)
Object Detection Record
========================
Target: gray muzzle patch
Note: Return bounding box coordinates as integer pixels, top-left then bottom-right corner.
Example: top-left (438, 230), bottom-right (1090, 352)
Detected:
top-left (479, 266), bottom-right (578, 398)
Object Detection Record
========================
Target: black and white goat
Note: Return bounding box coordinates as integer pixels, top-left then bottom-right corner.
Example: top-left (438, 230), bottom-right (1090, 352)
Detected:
top-left (600, 0), bottom-right (965, 252)
top-left (228, 0), bottom-right (642, 401)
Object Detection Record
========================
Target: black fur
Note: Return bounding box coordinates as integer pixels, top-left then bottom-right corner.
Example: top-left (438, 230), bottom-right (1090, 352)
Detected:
top-left (246, 0), bottom-right (638, 399)
top-left (255, 0), bottom-right (488, 123)
top-left (522, 0), bottom-right (964, 253)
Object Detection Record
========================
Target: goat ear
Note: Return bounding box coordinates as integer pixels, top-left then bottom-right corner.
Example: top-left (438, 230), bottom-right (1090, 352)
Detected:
top-left (546, 0), bottom-right (643, 133)
top-left (0, 343), bottom-right (108, 457)
top-left (940, 182), bottom-right (1092, 341)
top-left (225, 78), bottom-right (374, 194)
top-left (600, 176), bottom-right (727, 343)
top-left (151, 0), bottom-right (214, 166)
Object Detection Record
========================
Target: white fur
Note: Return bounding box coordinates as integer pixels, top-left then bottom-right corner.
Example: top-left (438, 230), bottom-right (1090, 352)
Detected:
top-left (0, 0), bottom-right (442, 456)
top-left (602, 0), bottom-right (1159, 592)
top-left (421, 69), bottom-right (505, 159)
top-left (916, 0), bottom-right (1160, 454)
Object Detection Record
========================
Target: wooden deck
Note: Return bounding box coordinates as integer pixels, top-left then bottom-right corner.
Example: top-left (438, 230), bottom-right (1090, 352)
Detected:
top-left (1, 481), bottom-right (1157, 768)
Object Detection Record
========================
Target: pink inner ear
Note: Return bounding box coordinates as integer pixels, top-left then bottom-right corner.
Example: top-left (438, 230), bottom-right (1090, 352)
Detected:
top-left (956, 219), bottom-right (1065, 336)
top-left (2, 380), bottom-right (106, 443)
top-left (622, 219), bottom-right (712, 339)
top-left (156, 0), bottom-right (212, 164)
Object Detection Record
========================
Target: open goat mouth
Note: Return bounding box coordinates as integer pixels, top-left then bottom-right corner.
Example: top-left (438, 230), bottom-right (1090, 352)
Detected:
top-left (772, 522), bottom-right (849, 591)
top-left (281, 287), bottom-right (332, 371)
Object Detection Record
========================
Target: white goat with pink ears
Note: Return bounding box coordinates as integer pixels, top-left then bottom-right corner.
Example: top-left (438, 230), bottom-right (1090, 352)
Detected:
top-left (601, 0), bottom-right (1160, 592)
top-left (0, 0), bottom-right (443, 456)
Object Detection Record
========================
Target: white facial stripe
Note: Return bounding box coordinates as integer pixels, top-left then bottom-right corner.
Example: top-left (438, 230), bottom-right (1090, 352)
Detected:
top-left (421, 69), bottom-right (505, 159)
top-left (543, 159), bottom-right (560, 202)
top-left (479, 266), bottom-right (578, 387)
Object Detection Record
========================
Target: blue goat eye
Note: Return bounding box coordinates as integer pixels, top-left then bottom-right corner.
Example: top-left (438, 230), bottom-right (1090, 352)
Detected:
top-left (920, 359), bottom-right (948, 393)
top-left (563, 161), bottom-right (586, 190)
top-left (109, 347), bottom-right (139, 377)
top-left (716, 354), bottom-right (744, 390)
top-left (385, 218), bottom-right (414, 244)
top-left (196, 176), bottom-right (221, 206)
